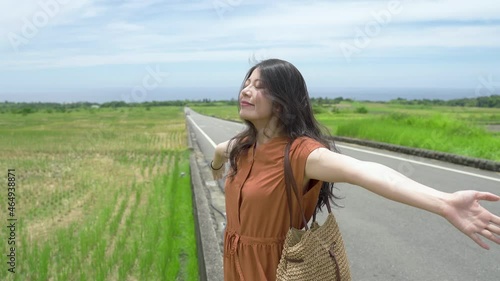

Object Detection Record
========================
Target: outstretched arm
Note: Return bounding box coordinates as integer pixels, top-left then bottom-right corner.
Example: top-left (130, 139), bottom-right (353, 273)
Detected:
top-left (211, 140), bottom-right (231, 180)
top-left (305, 147), bottom-right (500, 249)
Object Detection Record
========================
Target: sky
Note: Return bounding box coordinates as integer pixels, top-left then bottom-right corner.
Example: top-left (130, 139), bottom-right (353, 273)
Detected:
top-left (0, 0), bottom-right (499, 103)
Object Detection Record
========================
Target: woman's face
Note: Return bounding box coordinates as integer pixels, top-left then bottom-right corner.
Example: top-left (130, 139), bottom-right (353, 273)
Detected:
top-left (239, 68), bottom-right (274, 125)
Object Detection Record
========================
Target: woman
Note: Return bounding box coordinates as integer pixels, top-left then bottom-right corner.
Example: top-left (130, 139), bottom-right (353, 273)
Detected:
top-left (210, 59), bottom-right (500, 281)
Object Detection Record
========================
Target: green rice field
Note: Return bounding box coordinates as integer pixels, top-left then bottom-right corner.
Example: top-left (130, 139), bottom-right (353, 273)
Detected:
top-left (0, 106), bottom-right (198, 280)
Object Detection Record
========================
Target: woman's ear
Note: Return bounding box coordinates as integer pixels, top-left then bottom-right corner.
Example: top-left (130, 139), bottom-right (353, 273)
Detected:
top-left (273, 104), bottom-right (282, 113)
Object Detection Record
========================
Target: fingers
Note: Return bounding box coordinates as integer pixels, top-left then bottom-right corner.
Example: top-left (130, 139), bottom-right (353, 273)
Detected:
top-left (491, 215), bottom-right (500, 227)
top-left (486, 217), bottom-right (500, 238)
top-left (470, 233), bottom-right (490, 250)
top-left (481, 228), bottom-right (500, 244)
top-left (452, 191), bottom-right (500, 250)
top-left (472, 217), bottom-right (500, 250)
top-left (476, 192), bottom-right (500, 202)
top-left (211, 167), bottom-right (226, 181)
top-left (212, 171), bottom-right (220, 180)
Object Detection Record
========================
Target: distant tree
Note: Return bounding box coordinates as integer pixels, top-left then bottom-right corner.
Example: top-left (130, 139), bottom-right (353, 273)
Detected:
top-left (355, 106), bottom-right (368, 114)
top-left (332, 97), bottom-right (344, 104)
top-left (20, 107), bottom-right (35, 115)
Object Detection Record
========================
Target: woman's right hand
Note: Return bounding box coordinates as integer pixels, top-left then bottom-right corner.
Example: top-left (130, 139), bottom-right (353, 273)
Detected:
top-left (211, 160), bottom-right (226, 180)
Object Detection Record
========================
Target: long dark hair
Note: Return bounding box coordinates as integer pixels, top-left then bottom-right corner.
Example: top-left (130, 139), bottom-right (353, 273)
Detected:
top-left (228, 59), bottom-right (342, 211)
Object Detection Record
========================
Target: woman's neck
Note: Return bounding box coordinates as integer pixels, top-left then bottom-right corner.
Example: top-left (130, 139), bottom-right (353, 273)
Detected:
top-left (254, 116), bottom-right (285, 146)
top-left (256, 130), bottom-right (283, 145)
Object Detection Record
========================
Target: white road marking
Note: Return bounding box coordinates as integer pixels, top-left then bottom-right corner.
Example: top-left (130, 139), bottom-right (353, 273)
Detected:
top-left (337, 144), bottom-right (500, 183)
top-left (187, 115), bottom-right (217, 148)
top-left (189, 115), bottom-right (500, 183)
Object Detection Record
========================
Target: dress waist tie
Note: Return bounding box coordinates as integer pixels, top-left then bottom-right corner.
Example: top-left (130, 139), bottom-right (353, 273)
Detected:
top-left (225, 230), bottom-right (286, 281)
top-left (226, 231), bottom-right (245, 281)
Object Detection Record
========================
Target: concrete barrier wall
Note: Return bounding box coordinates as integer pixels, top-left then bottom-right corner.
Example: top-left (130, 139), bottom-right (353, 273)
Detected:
top-left (186, 120), bottom-right (224, 281)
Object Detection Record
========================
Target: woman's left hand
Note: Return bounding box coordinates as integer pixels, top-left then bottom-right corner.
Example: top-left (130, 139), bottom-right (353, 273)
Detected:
top-left (443, 190), bottom-right (500, 249)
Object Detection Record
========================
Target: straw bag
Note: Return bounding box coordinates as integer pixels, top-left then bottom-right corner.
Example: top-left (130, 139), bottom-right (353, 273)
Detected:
top-left (276, 142), bottom-right (351, 281)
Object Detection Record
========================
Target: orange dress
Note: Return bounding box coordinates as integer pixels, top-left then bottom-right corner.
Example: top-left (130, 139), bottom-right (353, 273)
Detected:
top-left (223, 136), bottom-right (325, 281)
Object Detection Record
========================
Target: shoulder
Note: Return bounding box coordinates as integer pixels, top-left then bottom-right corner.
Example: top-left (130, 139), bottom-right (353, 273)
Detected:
top-left (287, 137), bottom-right (328, 163)
top-left (290, 136), bottom-right (327, 153)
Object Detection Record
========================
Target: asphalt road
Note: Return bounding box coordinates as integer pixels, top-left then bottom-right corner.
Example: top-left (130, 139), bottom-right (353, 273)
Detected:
top-left (186, 108), bottom-right (500, 281)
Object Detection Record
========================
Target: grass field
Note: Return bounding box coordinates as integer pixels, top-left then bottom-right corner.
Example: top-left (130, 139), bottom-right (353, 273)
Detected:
top-left (0, 106), bottom-right (198, 280)
top-left (190, 102), bottom-right (500, 161)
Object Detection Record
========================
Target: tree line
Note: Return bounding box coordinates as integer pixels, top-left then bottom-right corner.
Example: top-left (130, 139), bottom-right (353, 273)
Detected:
top-left (385, 95), bottom-right (500, 108)
top-left (1, 95), bottom-right (498, 115)
top-left (309, 95), bottom-right (500, 108)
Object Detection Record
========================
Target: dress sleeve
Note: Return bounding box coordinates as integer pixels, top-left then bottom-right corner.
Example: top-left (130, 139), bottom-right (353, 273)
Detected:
top-left (288, 137), bottom-right (325, 190)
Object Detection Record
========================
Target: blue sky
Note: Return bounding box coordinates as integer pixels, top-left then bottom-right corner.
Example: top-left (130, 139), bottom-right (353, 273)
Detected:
top-left (1, 0), bottom-right (499, 102)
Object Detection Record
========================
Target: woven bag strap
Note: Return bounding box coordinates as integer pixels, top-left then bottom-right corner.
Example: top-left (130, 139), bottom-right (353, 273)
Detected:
top-left (284, 141), bottom-right (310, 230)
top-left (285, 140), bottom-right (335, 227)
top-left (312, 194), bottom-right (332, 222)
top-left (284, 141), bottom-right (344, 280)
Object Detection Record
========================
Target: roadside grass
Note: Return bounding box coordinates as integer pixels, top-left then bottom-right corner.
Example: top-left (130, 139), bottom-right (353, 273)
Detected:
top-left (190, 105), bottom-right (239, 121)
top-left (0, 106), bottom-right (198, 280)
top-left (190, 102), bottom-right (500, 161)
top-left (332, 113), bottom-right (500, 161)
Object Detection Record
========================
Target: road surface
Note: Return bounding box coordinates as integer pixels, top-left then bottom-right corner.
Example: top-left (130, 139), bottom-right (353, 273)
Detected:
top-left (186, 108), bottom-right (500, 281)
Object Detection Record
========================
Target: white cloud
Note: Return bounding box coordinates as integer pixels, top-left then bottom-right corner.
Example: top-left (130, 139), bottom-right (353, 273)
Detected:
top-left (1, 0), bottom-right (499, 70)
top-left (106, 21), bottom-right (144, 32)
top-left (81, 5), bottom-right (108, 18)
